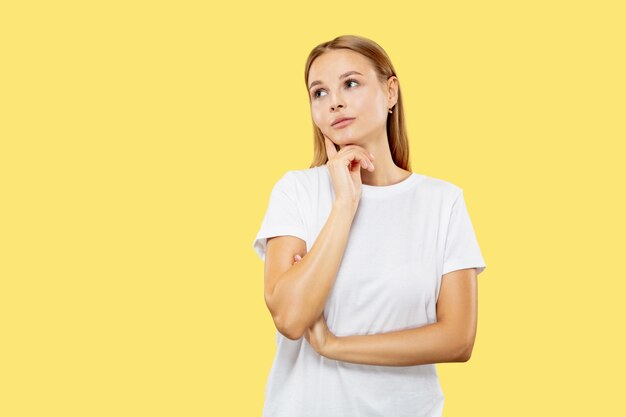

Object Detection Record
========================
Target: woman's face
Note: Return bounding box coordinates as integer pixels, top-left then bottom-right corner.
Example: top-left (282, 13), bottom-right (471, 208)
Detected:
top-left (307, 49), bottom-right (395, 147)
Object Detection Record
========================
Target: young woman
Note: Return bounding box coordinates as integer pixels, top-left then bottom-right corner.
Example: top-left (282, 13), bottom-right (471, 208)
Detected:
top-left (253, 34), bottom-right (486, 417)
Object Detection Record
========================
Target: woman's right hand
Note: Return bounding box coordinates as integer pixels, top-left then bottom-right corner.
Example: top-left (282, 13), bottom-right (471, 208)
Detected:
top-left (324, 134), bottom-right (375, 207)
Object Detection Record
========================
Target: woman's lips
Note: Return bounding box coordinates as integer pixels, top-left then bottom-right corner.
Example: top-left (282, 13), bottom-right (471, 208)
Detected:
top-left (332, 118), bottom-right (355, 129)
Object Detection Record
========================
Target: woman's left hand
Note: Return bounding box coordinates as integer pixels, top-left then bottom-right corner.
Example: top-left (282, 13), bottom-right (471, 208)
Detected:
top-left (292, 254), bottom-right (338, 357)
top-left (304, 312), bottom-right (337, 356)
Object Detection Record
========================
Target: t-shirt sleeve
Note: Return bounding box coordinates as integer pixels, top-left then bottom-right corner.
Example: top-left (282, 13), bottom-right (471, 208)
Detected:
top-left (252, 172), bottom-right (307, 262)
top-left (442, 189), bottom-right (487, 276)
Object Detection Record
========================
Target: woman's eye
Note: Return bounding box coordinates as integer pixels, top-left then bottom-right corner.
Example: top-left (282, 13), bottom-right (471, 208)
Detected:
top-left (313, 89), bottom-right (327, 99)
top-left (312, 79), bottom-right (359, 99)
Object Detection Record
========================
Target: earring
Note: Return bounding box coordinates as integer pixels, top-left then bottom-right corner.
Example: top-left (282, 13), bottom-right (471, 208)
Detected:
top-left (388, 108), bottom-right (393, 113)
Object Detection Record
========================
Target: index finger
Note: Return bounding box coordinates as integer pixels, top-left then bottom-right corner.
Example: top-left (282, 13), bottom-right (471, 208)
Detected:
top-left (324, 135), bottom-right (338, 160)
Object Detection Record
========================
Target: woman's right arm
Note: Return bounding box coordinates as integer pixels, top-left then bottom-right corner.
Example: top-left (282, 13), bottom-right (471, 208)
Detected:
top-left (264, 198), bottom-right (356, 340)
top-left (265, 136), bottom-right (374, 340)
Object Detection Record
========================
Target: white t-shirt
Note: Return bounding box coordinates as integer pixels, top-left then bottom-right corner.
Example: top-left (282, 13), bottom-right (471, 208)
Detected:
top-left (252, 164), bottom-right (486, 417)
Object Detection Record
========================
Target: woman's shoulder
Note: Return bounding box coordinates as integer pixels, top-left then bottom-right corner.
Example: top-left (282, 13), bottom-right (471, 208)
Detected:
top-left (269, 166), bottom-right (325, 201)
top-left (412, 171), bottom-right (463, 199)
top-left (282, 165), bottom-right (327, 187)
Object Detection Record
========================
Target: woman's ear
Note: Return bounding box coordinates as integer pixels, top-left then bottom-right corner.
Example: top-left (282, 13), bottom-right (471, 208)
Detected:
top-left (387, 76), bottom-right (399, 108)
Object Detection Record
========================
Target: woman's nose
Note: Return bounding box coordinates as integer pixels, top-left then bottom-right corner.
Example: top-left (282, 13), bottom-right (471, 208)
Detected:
top-left (330, 102), bottom-right (344, 111)
top-left (328, 90), bottom-right (346, 111)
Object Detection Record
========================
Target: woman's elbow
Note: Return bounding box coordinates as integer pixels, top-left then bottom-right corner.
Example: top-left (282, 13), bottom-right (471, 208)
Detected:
top-left (275, 314), bottom-right (304, 340)
top-left (458, 340), bottom-right (475, 362)
top-left (265, 292), bottom-right (306, 340)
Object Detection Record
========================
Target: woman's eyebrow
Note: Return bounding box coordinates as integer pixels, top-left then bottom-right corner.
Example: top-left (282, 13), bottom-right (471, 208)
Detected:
top-left (309, 71), bottom-right (363, 90)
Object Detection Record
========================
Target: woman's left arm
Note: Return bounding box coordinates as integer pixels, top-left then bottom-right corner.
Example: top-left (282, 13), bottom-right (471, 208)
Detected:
top-left (306, 267), bottom-right (479, 367)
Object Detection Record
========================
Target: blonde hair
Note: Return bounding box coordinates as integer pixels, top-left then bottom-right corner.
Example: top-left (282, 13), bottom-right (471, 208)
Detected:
top-left (304, 35), bottom-right (411, 170)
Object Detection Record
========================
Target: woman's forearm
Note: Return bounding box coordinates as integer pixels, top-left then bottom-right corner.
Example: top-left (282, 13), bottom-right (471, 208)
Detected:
top-left (323, 322), bottom-right (469, 366)
top-left (273, 200), bottom-right (357, 340)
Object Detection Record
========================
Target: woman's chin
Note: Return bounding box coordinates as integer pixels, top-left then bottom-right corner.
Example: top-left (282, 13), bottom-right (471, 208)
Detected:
top-left (338, 138), bottom-right (363, 147)
top-left (333, 132), bottom-right (362, 145)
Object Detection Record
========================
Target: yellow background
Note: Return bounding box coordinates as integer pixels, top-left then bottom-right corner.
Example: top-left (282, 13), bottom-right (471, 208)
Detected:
top-left (1, 1), bottom-right (624, 415)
